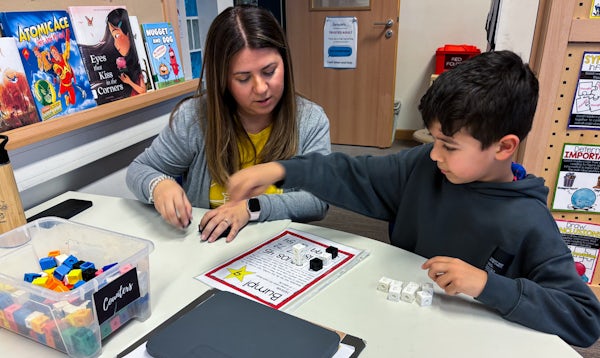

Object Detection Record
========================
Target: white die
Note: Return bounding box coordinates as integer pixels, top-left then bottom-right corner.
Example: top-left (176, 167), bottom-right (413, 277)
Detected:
top-left (377, 276), bottom-right (393, 292)
top-left (420, 282), bottom-right (434, 295)
top-left (320, 252), bottom-right (333, 266)
top-left (416, 290), bottom-right (433, 306)
top-left (387, 283), bottom-right (402, 302)
top-left (401, 282), bottom-right (420, 303)
top-left (292, 243), bottom-right (307, 265)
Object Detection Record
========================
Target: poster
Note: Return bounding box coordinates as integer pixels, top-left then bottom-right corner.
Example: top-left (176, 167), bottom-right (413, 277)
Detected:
top-left (552, 143), bottom-right (600, 213)
top-left (569, 51), bottom-right (600, 129)
top-left (556, 219), bottom-right (600, 284)
top-left (591, 0), bottom-right (600, 18)
top-left (196, 229), bottom-right (368, 311)
top-left (323, 16), bottom-right (357, 69)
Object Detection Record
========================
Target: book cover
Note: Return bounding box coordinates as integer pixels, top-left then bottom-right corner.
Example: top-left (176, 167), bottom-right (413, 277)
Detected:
top-left (0, 10), bottom-right (96, 121)
top-left (0, 37), bottom-right (40, 132)
top-left (128, 15), bottom-right (155, 92)
top-left (68, 6), bottom-right (147, 104)
top-left (141, 22), bottom-right (184, 89)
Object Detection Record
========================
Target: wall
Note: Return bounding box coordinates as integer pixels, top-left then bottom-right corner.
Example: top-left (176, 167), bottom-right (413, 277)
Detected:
top-left (394, 0), bottom-right (490, 132)
top-left (11, 97), bottom-right (185, 209)
top-left (12, 0), bottom-right (538, 209)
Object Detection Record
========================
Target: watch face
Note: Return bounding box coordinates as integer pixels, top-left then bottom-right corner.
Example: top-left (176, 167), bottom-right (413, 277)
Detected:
top-left (249, 198), bottom-right (261, 212)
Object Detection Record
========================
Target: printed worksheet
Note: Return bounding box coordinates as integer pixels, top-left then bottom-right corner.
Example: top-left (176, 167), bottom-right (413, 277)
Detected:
top-left (569, 52), bottom-right (600, 129)
top-left (556, 219), bottom-right (600, 284)
top-left (196, 228), bottom-right (367, 310)
top-left (552, 143), bottom-right (600, 213)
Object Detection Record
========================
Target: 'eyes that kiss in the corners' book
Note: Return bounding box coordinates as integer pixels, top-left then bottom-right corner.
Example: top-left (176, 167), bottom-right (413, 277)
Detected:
top-left (0, 10), bottom-right (96, 121)
top-left (68, 6), bottom-right (149, 104)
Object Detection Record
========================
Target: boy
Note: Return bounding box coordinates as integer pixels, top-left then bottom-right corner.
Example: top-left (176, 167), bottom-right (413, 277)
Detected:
top-left (227, 51), bottom-right (600, 347)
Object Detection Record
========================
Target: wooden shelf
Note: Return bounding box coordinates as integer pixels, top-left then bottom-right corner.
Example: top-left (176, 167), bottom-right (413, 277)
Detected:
top-left (5, 80), bottom-right (198, 150)
top-left (570, 18), bottom-right (600, 42)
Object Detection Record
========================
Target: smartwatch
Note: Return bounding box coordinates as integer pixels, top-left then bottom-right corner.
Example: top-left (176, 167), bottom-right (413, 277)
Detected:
top-left (247, 198), bottom-right (261, 221)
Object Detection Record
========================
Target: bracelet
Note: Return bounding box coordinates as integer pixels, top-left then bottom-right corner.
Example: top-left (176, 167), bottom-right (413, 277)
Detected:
top-left (148, 174), bottom-right (175, 203)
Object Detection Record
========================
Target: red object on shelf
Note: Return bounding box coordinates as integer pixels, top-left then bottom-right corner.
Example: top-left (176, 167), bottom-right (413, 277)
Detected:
top-left (435, 44), bottom-right (481, 74)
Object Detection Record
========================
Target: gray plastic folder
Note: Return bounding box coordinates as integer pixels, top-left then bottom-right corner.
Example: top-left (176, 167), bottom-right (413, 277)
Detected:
top-left (145, 290), bottom-right (341, 358)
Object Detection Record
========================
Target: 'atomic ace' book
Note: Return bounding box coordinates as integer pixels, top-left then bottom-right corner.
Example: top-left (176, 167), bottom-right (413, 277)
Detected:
top-left (0, 10), bottom-right (96, 121)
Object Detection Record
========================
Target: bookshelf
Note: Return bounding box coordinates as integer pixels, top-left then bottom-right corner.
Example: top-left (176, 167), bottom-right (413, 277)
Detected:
top-left (0, 0), bottom-right (196, 150)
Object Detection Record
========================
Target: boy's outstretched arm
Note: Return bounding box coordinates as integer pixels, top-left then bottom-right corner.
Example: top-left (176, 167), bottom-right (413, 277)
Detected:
top-left (228, 162), bottom-right (286, 202)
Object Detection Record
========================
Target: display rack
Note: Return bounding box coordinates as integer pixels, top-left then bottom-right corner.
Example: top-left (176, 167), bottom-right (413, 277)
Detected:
top-left (521, 0), bottom-right (600, 296)
top-left (522, 0), bottom-right (599, 225)
top-left (0, 0), bottom-right (197, 150)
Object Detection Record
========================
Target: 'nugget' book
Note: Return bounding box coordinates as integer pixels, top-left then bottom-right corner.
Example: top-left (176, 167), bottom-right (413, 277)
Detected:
top-left (0, 10), bottom-right (96, 121)
top-left (141, 22), bottom-right (184, 89)
top-left (0, 37), bottom-right (40, 132)
top-left (68, 6), bottom-right (148, 104)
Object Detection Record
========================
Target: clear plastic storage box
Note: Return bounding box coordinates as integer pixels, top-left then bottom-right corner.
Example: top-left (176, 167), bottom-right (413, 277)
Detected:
top-left (0, 217), bottom-right (154, 358)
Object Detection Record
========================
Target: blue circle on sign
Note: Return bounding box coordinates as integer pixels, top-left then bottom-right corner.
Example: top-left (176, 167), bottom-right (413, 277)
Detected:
top-left (328, 46), bottom-right (352, 57)
top-left (571, 188), bottom-right (596, 209)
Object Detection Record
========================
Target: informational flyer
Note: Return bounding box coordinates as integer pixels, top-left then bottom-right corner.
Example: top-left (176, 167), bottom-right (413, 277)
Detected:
top-left (556, 219), bottom-right (600, 284)
top-left (323, 16), bottom-right (357, 69)
top-left (552, 143), bottom-right (600, 213)
top-left (569, 51), bottom-right (600, 129)
top-left (196, 229), bottom-right (368, 311)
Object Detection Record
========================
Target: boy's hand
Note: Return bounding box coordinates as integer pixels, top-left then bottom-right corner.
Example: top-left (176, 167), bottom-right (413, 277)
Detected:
top-left (421, 256), bottom-right (487, 297)
top-left (228, 162), bottom-right (286, 202)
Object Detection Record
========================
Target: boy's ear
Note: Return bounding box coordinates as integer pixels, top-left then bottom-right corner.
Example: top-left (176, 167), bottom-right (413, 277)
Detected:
top-left (495, 134), bottom-right (520, 160)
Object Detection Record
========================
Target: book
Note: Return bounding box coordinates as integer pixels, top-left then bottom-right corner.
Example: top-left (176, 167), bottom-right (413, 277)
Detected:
top-left (141, 22), bottom-right (184, 89)
top-left (0, 37), bottom-right (40, 132)
top-left (592, 0), bottom-right (600, 18)
top-left (0, 10), bottom-right (96, 121)
top-left (128, 16), bottom-right (155, 92)
top-left (68, 6), bottom-right (148, 104)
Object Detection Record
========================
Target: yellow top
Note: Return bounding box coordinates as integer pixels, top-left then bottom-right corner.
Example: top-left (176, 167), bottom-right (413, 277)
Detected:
top-left (209, 124), bottom-right (283, 208)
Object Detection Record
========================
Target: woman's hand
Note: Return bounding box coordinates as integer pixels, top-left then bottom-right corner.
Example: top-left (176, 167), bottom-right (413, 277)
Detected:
top-left (421, 256), bottom-right (487, 297)
top-left (119, 72), bottom-right (133, 86)
top-left (152, 179), bottom-right (193, 229)
top-left (199, 200), bottom-right (250, 243)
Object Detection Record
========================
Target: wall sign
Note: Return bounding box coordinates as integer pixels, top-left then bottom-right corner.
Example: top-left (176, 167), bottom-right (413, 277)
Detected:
top-left (324, 16), bottom-right (357, 69)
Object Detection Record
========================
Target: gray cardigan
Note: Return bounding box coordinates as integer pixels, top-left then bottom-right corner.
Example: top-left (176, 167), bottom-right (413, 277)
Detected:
top-left (126, 95), bottom-right (331, 222)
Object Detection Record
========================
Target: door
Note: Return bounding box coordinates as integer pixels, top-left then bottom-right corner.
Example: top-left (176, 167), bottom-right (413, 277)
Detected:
top-left (286, 1), bottom-right (400, 148)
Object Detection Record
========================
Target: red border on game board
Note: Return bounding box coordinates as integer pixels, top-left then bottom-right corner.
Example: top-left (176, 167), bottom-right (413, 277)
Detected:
top-left (204, 230), bottom-right (355, 309)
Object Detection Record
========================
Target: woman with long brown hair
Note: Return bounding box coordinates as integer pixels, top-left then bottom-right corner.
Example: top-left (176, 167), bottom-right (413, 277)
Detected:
top-left (126, 5), bottom-right (331, 242)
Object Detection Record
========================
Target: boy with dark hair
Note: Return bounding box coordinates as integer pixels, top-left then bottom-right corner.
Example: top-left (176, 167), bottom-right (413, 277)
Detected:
top-left (227, 51), bottom-right (600, 347)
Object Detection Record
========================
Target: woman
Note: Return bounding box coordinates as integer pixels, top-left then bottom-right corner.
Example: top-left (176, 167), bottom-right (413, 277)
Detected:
top-left (126, 5), bottom-right (331, 242)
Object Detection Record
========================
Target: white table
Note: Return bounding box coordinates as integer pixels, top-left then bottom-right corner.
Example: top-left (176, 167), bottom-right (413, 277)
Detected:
top-left (0, 192), bottom-right (581, 357)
